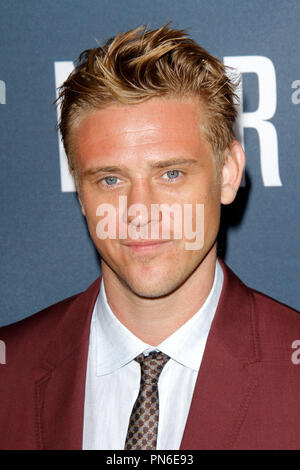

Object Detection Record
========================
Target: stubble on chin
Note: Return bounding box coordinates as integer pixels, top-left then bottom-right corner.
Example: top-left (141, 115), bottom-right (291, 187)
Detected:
top-left (100, 239), bottom-right (203, 299)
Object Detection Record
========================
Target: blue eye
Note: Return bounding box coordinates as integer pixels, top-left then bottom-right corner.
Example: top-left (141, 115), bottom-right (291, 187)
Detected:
top-left (163, 170), bottom-right (181, 180)
top-left (103, 176), bottom-right (119, 185)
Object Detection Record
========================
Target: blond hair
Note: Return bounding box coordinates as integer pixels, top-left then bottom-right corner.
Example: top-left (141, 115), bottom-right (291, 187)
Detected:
top-left (57, 23), bottom-right (238, 170)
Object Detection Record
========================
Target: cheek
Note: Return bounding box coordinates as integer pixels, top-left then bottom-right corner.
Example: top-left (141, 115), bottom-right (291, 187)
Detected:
top-left (194, 180), bottom-right (221, 238)
top-left (81, 195), bottom-right (104, 240)
top-left (83, 199), bottom-right (98, 222)
top-left (204, 186), bottom-right (221, 224)
top-left (81, 184), bottom-right (104, 216)
top-left (182, 175), bottom-right (220, 209)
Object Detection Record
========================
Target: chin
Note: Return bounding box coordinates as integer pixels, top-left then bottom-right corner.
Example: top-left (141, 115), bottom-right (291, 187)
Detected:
top-left (121, 272), bottom-right (187, 299)
top-left (127, 285), bottom-right (176, 299)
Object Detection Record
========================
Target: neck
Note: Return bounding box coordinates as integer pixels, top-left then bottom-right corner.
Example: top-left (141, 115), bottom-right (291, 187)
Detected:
top-left (102, 247), bottom-right (217, 346)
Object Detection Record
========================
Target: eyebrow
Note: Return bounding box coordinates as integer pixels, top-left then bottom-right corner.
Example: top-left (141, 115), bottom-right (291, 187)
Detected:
top-left (83, 166), bottom-right (123, 177)
top-left (150, 158), bottom-right (199, 169)
top-left (82, 158), bottom-right (199, 177)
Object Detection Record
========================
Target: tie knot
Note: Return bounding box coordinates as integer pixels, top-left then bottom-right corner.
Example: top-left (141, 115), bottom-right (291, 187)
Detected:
top-left (135, 352), bottom-right (170, 383)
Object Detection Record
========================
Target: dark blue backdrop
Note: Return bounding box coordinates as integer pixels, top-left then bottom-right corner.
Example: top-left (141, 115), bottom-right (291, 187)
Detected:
top-left (0, 0), bottom-right (299, 326)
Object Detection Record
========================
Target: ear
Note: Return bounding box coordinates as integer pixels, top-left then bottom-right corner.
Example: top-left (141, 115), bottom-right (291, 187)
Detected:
top-left (69, 166), bottom-right (86, 216)
top-left (220, 140), bottom-right (246, 205)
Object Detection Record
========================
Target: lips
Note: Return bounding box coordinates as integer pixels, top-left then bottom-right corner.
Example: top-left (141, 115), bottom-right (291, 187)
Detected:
top-left (123, 240), bottom-right (167, 246)
top-left (122, 240), bottom-right (170, 252)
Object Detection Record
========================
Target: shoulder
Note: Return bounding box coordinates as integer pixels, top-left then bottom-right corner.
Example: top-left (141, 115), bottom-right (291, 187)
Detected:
top-left (249, 284), bottom-right (300, 336)
top-left (0, 292), bottom-right (79, 335)
top-left (222, 263), bottom-right (300, 361)
top-left (251, 286), bottom-right (299, 320)
top-left (250, 287), bottom-right (300, 360)
top-left (220, 258), bottom-right (299, 325)
top-left (219, 259), bottom-right (300, 361)
top-left (0, 277), bottom-right (101, 365)
top-left (0, 293), bottom-right (81, 365)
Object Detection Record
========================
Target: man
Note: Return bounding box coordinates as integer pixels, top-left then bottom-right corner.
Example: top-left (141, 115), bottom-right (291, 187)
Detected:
top-left (0, 24), bottom-right (299, 450)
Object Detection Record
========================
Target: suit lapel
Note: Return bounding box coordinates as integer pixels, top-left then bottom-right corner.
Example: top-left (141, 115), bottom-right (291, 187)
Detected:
top-left (35, 278), bottom-right (101, 450)
top-left (180, 260), bottom-right (261, 449)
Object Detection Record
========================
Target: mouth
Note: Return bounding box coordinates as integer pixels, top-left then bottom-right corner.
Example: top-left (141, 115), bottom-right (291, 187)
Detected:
top-left (122, 240), bottom-right (171, 253)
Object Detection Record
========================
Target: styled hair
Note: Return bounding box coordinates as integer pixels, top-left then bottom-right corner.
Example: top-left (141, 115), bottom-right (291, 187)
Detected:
top-left (57, 23), bottom-right (238, 171)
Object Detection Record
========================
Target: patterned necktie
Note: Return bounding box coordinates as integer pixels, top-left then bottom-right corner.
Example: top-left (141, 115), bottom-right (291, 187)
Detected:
top-left (124, 351), bottom-right (170, 450)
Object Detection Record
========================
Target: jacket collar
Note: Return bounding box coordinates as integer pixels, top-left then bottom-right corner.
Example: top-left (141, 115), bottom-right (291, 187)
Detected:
top-left (180, 258), bottom-right (260, 449)
top-left (40, 277), bottom-right (101, 372)
top-left (35, 277), bottom-right (101, 449)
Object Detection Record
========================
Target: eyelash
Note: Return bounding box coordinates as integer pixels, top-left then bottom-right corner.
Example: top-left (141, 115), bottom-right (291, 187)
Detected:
top-left (98, 170), bottom-right (184, 188)
top-left (161, 169), bottom-right (183, 182)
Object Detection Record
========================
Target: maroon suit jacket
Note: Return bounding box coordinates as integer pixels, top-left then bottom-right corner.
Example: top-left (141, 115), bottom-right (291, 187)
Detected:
top-left (0, 259), bottom-right (299, 450)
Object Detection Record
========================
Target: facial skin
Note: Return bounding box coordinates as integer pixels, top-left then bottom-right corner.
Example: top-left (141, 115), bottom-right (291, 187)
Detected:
top-left (72, 97), bottom-right (245, 343)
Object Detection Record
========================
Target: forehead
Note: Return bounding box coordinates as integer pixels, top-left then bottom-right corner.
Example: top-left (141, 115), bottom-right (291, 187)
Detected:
top-left (72, 97), bottom-right (211, 167)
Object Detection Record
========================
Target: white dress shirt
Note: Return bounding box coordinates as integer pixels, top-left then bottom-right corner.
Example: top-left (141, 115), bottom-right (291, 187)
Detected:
top-left (82, 260), bottom-right (224, 450)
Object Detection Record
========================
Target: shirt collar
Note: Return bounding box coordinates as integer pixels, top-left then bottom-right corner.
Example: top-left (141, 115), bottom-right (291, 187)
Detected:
top-left (95, 260), bottom-right (223, 376)
top-left (94, 285), bottom-right (151, 376)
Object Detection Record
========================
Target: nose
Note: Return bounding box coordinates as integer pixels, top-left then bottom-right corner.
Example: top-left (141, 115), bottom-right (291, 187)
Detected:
top-left (123, 177), bottom-right (161, 229)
